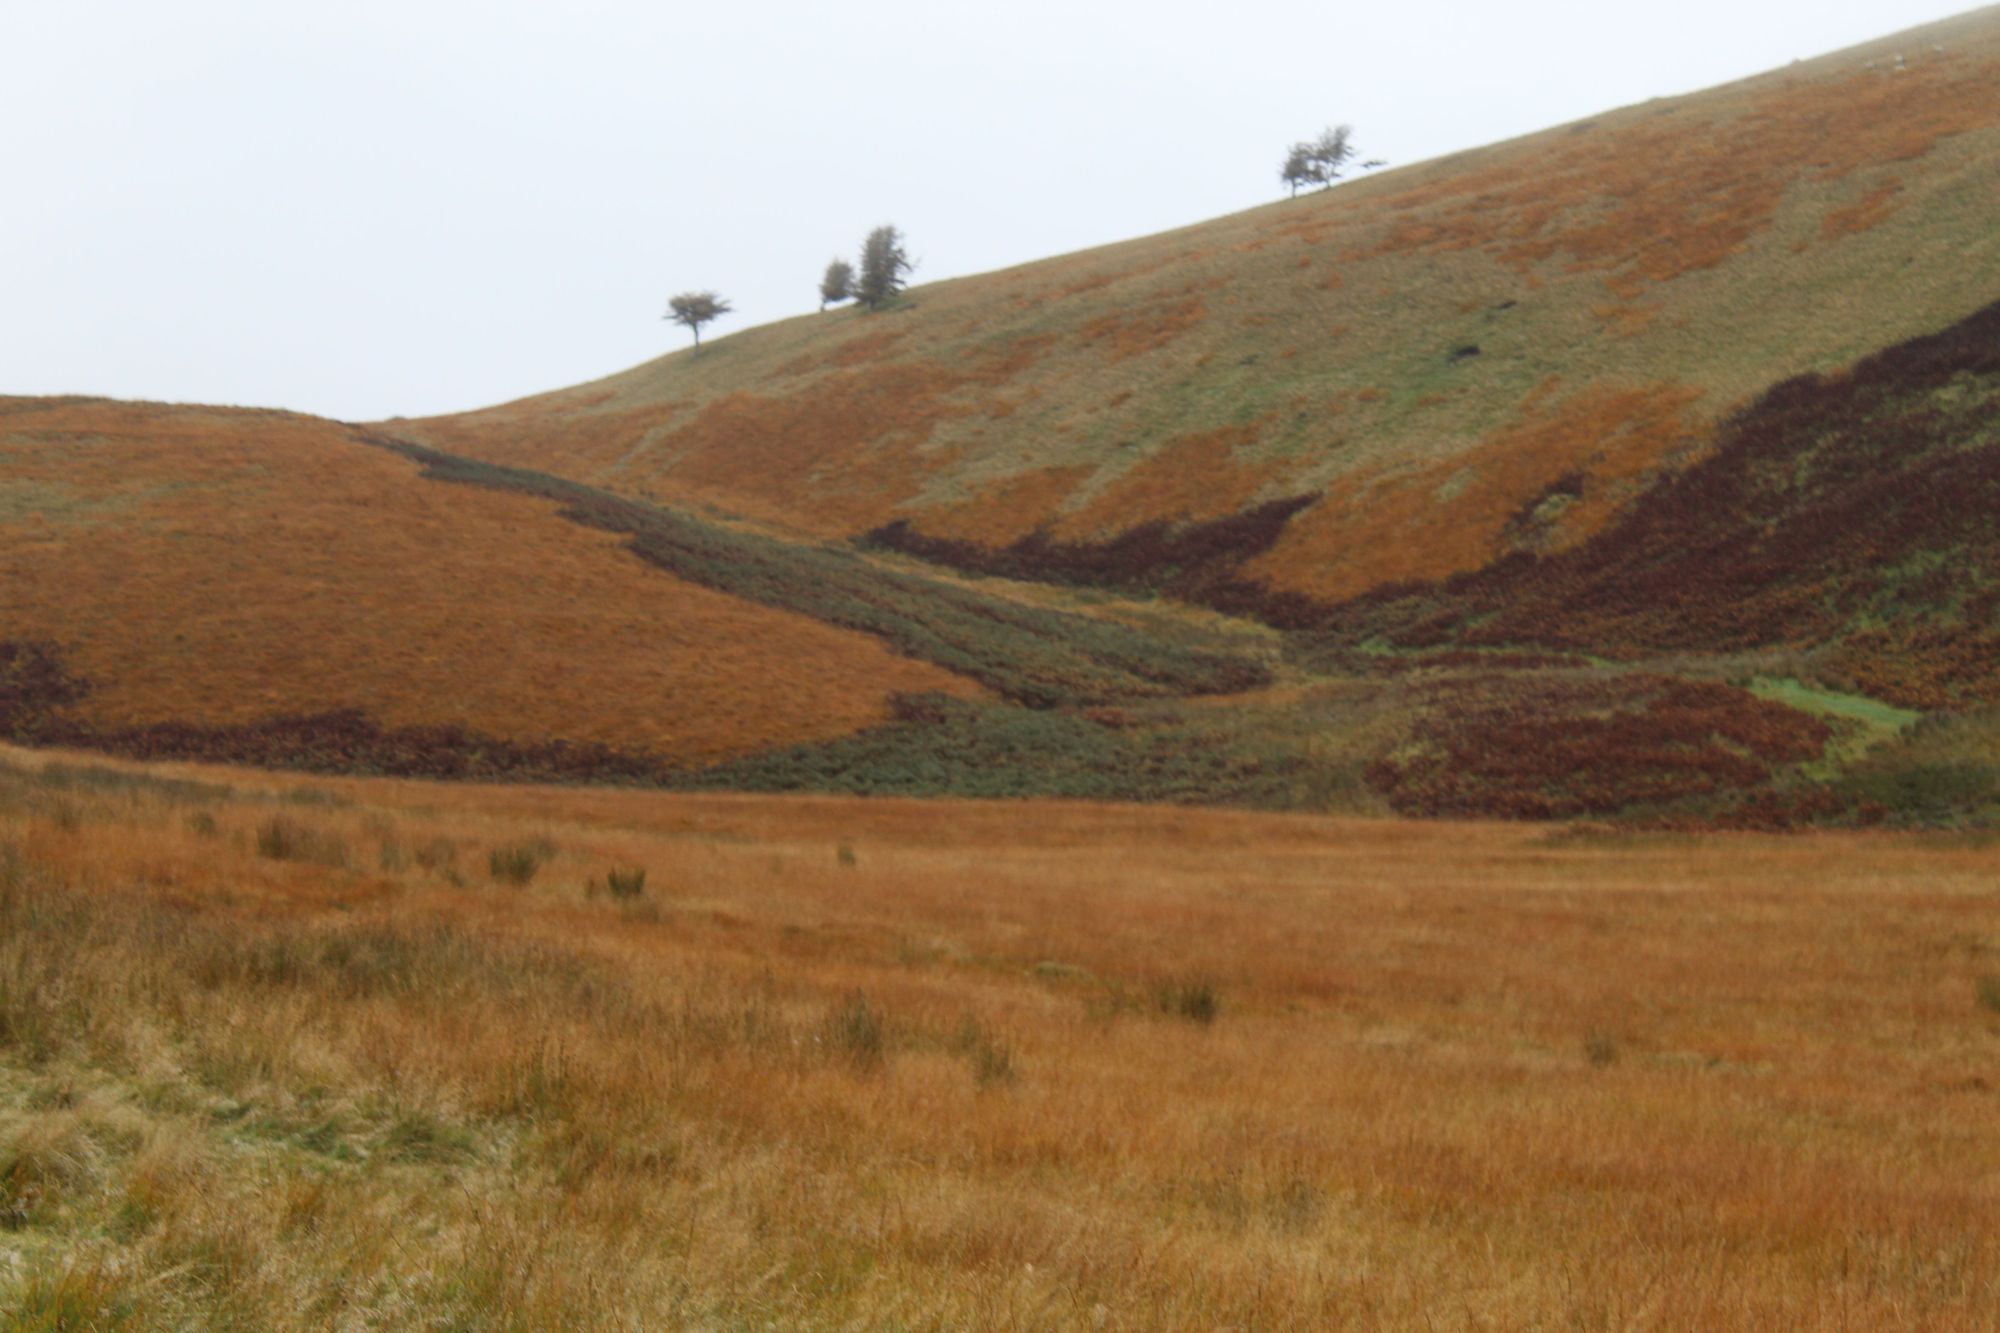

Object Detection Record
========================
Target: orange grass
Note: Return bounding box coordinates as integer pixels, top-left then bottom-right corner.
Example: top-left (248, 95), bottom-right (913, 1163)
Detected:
top-left (1055, 422), bottom-right (1281, 538)
top-left (0, 399), bottom-right (978, 762)
top-left (5, 743), bottom-right (2000, 1327)
top-left (1251, 381), bottom-right (1703, 601)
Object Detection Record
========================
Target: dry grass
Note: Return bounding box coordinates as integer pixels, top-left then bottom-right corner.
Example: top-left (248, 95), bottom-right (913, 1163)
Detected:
top-left (0, 398), bottom-right (979, 763)
top-left (4, 741), bottom-right (1999, 1327)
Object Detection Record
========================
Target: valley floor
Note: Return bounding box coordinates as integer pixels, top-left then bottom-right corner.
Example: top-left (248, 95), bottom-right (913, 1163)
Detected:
top-left (2, 744), bottom-right (1997, 1329)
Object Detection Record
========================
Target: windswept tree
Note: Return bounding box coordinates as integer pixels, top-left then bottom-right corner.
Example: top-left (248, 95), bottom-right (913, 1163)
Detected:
top-left (1281, 142), bottom-right (1316, 197)
top-left (1280, 124), bottom-right (1357, 196)
top-left (818, 258), bottom-right (854, 311)
top-left (665, 290), bottom-right (731, 352)
top-left (854, 225), bottom-right (913, 310)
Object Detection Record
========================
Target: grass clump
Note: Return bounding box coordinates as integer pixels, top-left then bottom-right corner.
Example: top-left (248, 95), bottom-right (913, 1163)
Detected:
top-left (488, 839), bottom-right (554, 886)
top-left (0, 1114), bottom-right (99, 1230)
top-left (950, 1015), bottom-right (1016, 1090)
top-left (1584, 1031), bottom-right (1619, 1067)
top-left (3, 1259), bottom-right (135, 1330)
top-left (825, 992), bottom-right (886, 1069)
top-left (1157, 978), bottom-right (1221, 1025)
top-left (254, 816), bottom-right (348, 869)
top-left (604, 867), bottom-right (647, 900)
top-left (379, 1109), bottom-right (478, 1165)
top-left (1977, 976), bottom-right (2000, 1014)
top-left (413, 837), bottom-right (458, 876)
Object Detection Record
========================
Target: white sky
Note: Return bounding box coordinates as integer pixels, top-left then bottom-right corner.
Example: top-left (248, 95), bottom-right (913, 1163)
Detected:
top-left (1, 0), bottom-right (1982, 421)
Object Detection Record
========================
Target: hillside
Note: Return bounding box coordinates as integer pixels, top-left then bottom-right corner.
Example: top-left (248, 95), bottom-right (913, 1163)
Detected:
top-left (6, 10), bottom-right (2000, 827)
top-left (0, 398), bottom-right (1293, 795)
top-left (0, 397), bottom-right (985, 769)
top-left (396, 9), bottom-right (2000, 614)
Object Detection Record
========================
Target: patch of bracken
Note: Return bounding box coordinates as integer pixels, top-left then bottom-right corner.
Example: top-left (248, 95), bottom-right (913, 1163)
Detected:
top-left (367, 435), bottom-right (1271, 706)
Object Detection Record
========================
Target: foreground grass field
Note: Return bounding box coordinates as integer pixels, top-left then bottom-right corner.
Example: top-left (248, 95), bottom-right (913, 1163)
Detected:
top-left (3, 746), bottom-right (1998, 1328)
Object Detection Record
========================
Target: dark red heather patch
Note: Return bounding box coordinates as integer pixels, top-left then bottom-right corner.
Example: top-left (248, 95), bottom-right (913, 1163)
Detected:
top-left (1366, 675), bottom-right (1832, 822)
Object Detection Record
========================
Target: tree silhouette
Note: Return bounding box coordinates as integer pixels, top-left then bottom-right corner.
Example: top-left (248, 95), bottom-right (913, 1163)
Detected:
top-left (855, 226), bottom-right (913, 310)
top-left (819, 259), bottom-right (854, 311)
top-left (665, 291), bottom-right (732, 352)
top-left (1280, 125), bottom-right (1357, 196)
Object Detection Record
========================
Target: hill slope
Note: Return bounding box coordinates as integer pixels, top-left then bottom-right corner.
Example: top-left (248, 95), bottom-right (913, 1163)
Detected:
top-left (0, 397), bottom-right (984, 769)
top-left (396, 8), bottom-right (2000, 614)
top-left (8, 11), bottom-right (2000, 826)
top-left (1, 399), bottom-right (1287, 795)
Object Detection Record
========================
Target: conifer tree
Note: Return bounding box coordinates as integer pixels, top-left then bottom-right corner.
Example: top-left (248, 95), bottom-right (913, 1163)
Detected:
top-left (854, 225), bottom-right (913, 310)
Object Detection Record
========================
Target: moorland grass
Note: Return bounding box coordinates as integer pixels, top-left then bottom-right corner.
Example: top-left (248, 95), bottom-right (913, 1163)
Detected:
top-left (5, 744), bottom-right (2000, 1326)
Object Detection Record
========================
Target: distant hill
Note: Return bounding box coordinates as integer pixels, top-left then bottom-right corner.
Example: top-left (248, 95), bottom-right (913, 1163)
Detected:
top-left (396, 9), bottom-right (2000, 614)
top-left (7, 10), bottom-right (2000, 826)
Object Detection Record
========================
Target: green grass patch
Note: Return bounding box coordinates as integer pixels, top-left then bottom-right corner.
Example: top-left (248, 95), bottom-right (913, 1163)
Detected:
top-left (1749, 676), bottom-right (1921, 771)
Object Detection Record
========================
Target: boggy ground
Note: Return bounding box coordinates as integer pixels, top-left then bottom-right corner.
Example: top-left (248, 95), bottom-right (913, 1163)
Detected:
top-left (3, 743), bottom-right (1998, 1329)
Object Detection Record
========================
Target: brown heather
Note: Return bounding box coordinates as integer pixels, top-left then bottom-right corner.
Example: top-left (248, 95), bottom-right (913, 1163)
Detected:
top-left (4, 743), bottom-right (2000, 1327)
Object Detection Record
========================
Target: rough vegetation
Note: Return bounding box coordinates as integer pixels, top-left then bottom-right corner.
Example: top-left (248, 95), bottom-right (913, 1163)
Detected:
top-left (376, 436), bottom-right (1271, 708)
top-left (5, 748), bottom-right (2000, 1328)
top-left (4, 14), bottom-right (2000, 829)
top-left (1314, 296), bottom-right (2000, 710)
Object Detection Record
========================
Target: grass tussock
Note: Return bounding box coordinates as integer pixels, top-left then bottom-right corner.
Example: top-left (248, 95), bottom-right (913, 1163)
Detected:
top-left (487, 838), bottom-right (552, 886)
top-left (602, 866), bottom-right (646, 899)
top-left (5, 743), bottom-right (2000, 1326)
top-left (254, 815), bottom-right (349, 869)
top-left (1156, 977), bottom-right (1222, 1025)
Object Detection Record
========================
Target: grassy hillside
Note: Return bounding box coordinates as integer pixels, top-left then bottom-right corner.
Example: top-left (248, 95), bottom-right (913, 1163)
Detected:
top-left (7, 747), bottom-right (2000, 1327)
top-left (6, 13), bottom-right (2000, 827)
top-left (0, 397), bottom-right (983, 769)
top-left (0, 398), bottom-right (1295, 793)
top-left (397, 9), bottom-right (2000, 611)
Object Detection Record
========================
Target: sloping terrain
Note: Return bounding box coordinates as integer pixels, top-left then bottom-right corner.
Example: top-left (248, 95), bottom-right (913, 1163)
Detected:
top-left (397, 9), bottom-right (2000, 615)
top-left (0, 398), bottom-right (1288, 790)
top-left (0, 397), bottom-right (985, 770)
top-left (1311, 297), bottom-right (2000, 707)
top-left (6, 12), bottom-right (2000, 826)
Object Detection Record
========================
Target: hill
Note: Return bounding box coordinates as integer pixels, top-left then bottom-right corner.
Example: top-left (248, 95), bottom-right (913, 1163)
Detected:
top-left (0, 398), bottom-right (1286, 794)
top-left (6, 11), bottom-right (2000, 826)
top-left (0, 397), bottom-right (985, 770)
top-left (395, 9), bottom-right (2000, 615)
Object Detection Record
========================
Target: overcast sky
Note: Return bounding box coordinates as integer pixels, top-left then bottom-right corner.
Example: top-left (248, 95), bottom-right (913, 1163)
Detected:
top-left (1, 0), bottom-right (1981, 421)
